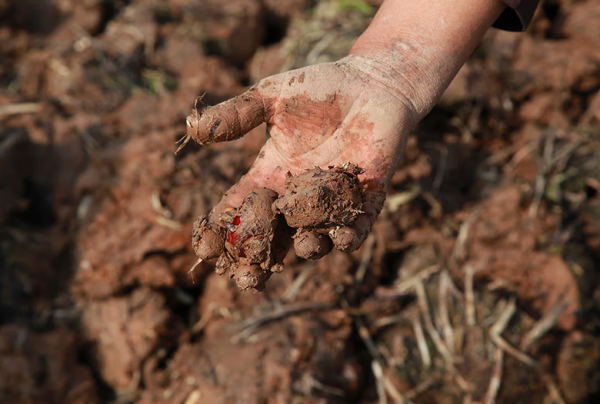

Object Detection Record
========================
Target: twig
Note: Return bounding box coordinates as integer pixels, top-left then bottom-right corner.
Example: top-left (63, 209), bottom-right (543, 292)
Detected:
top-left (372, 360), bottom-right (389, 404)
top-left (489, 297), bottom-right (536, 367)
top-left (309, 375), bottom-right (345, 397)
top-left (391, 265), bottom-right (440, 297)
top-left (411, 311), bottom-right (431, 369)
top-left (384, 376), bottom-right (409, 404)
top-left (354, 302), bottom-right (397, 404)
top-left (183, 390), bottom-right (202, 404)
top-left (187, 257), bottom-right (203, 276)
top-left (356, 316), bottom-right (383, 362)
top-left (417, 279), bottom-right (470, 391)
top-left (421, 191), bottom-right (443, 218)
top-left (372, 314), bottom-right (406, 330)
top-left (505, 141), bottom-right (536, 171)
top-left (439, 270), bottom-right (455, 354)
top-left (484, 346), bottom-right (504, 404)
top-left (542, 374), bottom-right (567, 404)
top-left (415, 281), bottom-right (452, 361)
top-left (191, 302), bottom-right (216, 335)
top-left (0, 102), bottom-right (41, 117)
top-left (465, 266), bottom-right (476, 327)
top-left (489, 300), bottom-right (567, 404)
top-left (175, 133), bottom-right (192, 155)
top-left (354, 233), bottom-right (377, 294)
top-left (529, 128), bottom-right (556, 219)
top-left (451, 212), bottom-right (478, 263)
top-left (405, 376), bottom-right (436, 399)
top-left (234, 301), bottom-right (333, 342)
top-left (485, 138), bottom-right (534, 166)
top-left (519, 298), bottom-right (571, 351)
top-left (483, 298), bottom-right (517, 404)
top-left (385, 184), bottom-right (421, 213)
top-left (282, 263), bottom-right (316, 302)
top-left (155, 216), bottom-right (182, 230)
top-left (151, 192), bottom-right (173, 219)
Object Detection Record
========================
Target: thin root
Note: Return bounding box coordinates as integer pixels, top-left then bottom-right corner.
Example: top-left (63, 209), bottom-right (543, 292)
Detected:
top-left (372, 360), bottom-right (389, 404)
top-left (411, 310), bottom-right (431, 369)
top-left (484, 345), bottom-right (504, 404)
top-left (188, 257), bottom-right (203, 280)
top-left (490, 297), bottom-right (536, 367)
top-left (177, 92), bottom-right (207, 155)
top-left (465, 265), bottom-right (476, 327)
top-left (175, 133), bottom-right (192, 155)
top-left (520, 297), bottom-right (571, 352)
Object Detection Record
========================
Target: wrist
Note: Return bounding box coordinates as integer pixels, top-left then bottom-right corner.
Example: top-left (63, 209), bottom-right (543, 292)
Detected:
top-left (349, 0), bottom-right (505, 118)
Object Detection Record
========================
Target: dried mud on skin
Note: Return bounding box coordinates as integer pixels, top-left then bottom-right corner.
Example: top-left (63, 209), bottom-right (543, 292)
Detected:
top-left (275, 164), bottom-right (365, 255)
top-left (192, 164), bottom-right (365, 291)
top-left (2, 0), bottom-right (600, 403)
top-left (197, 188), bottom-right (285, 291)
top-left (274, 164), bottom-right (364, 227)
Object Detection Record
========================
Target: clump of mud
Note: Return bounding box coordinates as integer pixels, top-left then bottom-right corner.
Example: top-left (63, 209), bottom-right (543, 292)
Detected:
top-left (274, 163), bottom-right (365, 258)
top-left (192, 164), bottom-right (365, 290)
top-left (193, 188), bottom-right (292, 291)
top-left (273, 163), bottom-right (364, 228)
top-left (192, 216), bottom-right (227, 260)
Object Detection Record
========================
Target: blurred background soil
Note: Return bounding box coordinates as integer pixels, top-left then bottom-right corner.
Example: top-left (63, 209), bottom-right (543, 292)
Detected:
top-left (1, 0), bottom-right (600, 403)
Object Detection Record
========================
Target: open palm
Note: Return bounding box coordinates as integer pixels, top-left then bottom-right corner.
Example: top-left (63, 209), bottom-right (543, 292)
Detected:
top-left (185, 56), bottom-right (417, 253)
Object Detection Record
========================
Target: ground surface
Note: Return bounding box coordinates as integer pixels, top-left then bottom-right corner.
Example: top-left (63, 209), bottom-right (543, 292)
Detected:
top-left (1, 0), bottom-right (600, 403)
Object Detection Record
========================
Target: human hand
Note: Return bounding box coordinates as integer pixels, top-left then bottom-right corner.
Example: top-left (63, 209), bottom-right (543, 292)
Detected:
top-left (185, 55), bottom-right (419, 255)
top-left (185, 0), bottom-right (505, 264)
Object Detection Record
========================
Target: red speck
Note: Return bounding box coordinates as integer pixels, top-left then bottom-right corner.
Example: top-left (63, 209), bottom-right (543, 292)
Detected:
top-left (227, 216), bottom-right (241, 246)
top-left (228, 230), bottom-right (239, 246)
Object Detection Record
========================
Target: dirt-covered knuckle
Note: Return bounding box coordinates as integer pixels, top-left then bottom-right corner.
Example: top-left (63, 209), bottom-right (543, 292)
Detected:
top-left (328, 226), bottom-right (364, 252)
top-left (234, 264), bottom-right (271, 292)
top-left (293, 229), bottom-right (332, 260)
top-left (191, 216), bottom-right (226, 260)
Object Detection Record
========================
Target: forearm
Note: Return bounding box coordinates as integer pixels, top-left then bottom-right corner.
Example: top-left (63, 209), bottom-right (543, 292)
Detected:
top-left (349, 0), bottom-right (505, 118)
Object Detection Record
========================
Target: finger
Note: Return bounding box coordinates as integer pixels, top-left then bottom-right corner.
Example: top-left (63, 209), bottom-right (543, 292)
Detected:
top-left (234, 264), bottom-right (272, 292)
top-left (329, 181), bottom-right (387, 252)
top-left (293, 229), bottom-right (333, 260)
top-left (185, 80), bottom-right (279, 145)
top-left (192, 215), bottom-right (226, 260)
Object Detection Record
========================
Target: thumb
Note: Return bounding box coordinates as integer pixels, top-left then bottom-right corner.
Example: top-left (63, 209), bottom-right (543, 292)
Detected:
top-left (185, 80), bottom-right (279, 146)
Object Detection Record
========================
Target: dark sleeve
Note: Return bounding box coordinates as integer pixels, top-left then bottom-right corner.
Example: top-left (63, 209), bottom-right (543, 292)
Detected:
top-left (493, 0), bottom-right (540, 32)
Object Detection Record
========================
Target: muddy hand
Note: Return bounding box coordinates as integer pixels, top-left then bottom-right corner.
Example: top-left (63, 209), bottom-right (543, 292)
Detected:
top-left (185, 57), bottom-right (419, 256)
top-left (186, 0), bottom-right (506, 259)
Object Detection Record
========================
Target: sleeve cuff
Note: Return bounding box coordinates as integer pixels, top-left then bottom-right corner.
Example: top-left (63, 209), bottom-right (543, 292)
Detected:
top-left (492, 0), bottom-right (539, 32)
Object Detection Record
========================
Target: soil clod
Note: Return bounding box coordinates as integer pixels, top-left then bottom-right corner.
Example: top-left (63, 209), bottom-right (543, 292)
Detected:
top-left (293, 229), bottom-right (332, 259)
top-left (200, 188), bottom-right (289, 291)
top-left (273, 163), bottom-right (365, 229)
top-left (198, 164), bottom-right (366, 288)
top-left (192, 216), bottom-right (226, 260)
